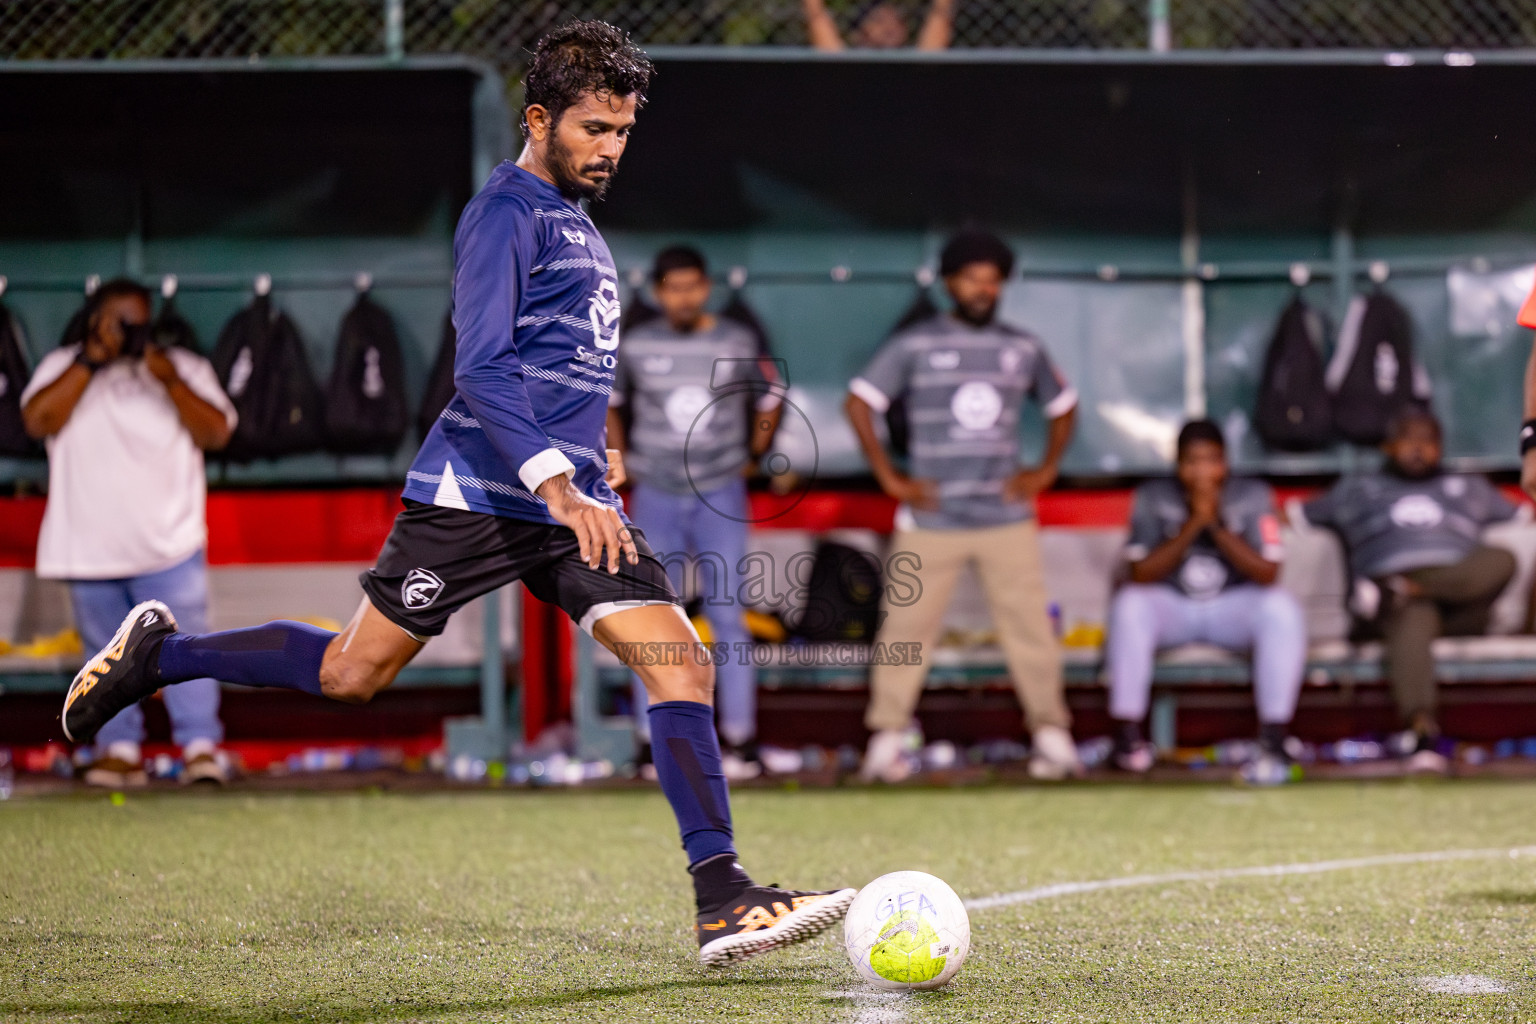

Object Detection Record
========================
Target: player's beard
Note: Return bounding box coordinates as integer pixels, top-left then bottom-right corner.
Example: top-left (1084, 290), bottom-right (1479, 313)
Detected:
top-left (953, 297), bottom-right (997, 327)
top-left (547, 132), bottom-right (617, 201)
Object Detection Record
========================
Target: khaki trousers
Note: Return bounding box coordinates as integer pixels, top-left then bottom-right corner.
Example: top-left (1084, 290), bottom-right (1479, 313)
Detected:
top-left (864, 518), bottom-right (1069, 732)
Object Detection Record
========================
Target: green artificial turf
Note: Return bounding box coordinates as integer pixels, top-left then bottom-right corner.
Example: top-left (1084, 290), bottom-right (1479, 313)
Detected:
top-left (5, 781), bottom-right (1536, 1022)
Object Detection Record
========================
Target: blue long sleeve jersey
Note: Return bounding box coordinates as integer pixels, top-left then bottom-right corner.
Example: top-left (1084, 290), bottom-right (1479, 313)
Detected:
top-left (405, 162), bottom-right (626, 525)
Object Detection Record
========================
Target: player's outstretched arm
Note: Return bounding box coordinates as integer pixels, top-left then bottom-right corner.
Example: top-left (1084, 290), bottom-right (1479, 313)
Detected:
top-left (538, 473), bottom-right (638, 574)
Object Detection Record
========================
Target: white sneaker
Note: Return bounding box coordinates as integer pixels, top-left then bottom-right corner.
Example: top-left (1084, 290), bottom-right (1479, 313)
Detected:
top-left (1406, 748), bottom-right (1450, 775)
top-left (1028, 725), bottom-right (1083, 781)
top-left (721, 751), bottom-right (763, 782)
top-left (861, 727), bottom-right (918, 783)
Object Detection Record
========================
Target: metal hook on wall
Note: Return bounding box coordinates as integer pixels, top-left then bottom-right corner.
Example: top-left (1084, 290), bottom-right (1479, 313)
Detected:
top-left (0, 275), bottom-right (7, 300)
top-left (1289, 262), bottom-right (1312, 287)
top-left (161, 274), bottom-right (179, 300)
top-left (354, 271), bottom-right (374, 294)
top-left (728, 265), bottom-right (748, 290)
top-left (85, 274), bottom-right (101, 296)
top-left (254, 273), bottom-right (273, 297)
top-left (1368, 260), bottom-right (1391, 285)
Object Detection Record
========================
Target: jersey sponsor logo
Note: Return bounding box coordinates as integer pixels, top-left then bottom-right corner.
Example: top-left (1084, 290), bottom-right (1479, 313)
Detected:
top-left (562, 228), bottom-right (587, 247)
top-left (402, 568), bottom-right (446, 610)
top-left (140, 610), bottom-right (160, 628)
top-left (574, 345), bottom-right (618, 370)
top-left (950, 380), bottom-right (1004, 431)
top-left (664, 384), bottom-right (714, 434)
top-left (589, 280), bottom-right (622, 351)
top-left (1179, 553), bottom-right (1229, 599)
top-left (928, 350), bottom-right (961, 370)
top-left (1390, 493), bottom-right (1445, 529)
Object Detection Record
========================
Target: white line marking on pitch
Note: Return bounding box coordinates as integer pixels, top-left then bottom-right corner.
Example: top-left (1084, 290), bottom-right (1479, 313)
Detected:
top-left (966, 845), bottom-right (1536, 911)
top-left (824, 990), bottom-right (910, 1024)
top-left (1419, 975), bottom-right (1510, 994)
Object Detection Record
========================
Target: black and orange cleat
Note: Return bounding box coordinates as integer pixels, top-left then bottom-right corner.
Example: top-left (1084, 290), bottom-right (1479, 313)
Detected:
top-left (62, 600), bottom-right (176, 743)
top-left (696, 885), bottom-right (857, 967)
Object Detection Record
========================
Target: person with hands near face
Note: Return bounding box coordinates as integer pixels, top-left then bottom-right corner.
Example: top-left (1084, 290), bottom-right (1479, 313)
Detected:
top-left (1106, 421), bottom-right (1305, 785)
top-left (22, 278), bottom-right (236, 787)
top-left (845, 228), bottom-right (1081, 784)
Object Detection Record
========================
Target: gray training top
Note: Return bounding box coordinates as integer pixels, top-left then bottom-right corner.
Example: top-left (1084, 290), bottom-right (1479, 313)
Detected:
top-left (850, 313), bottom-right (1078, 531)
top-left (609, 317), bottom-right (779, 496)
top-left (1125, 477), bottom-right (1285, 599)
top-left (1302, 471), bottom-right (1517, 579)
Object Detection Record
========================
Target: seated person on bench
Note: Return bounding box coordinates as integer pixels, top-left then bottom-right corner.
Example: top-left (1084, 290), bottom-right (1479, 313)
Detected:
top-left (1301, 408), bottom-right (1518, 773)
top-left (1107, 420), bottom-right (1305, 783)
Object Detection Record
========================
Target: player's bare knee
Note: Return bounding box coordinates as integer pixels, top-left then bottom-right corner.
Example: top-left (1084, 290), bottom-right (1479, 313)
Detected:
top-left (320, 660), bottom-right (387, 705)
top-left (647, 658), bottom-right (714, 705)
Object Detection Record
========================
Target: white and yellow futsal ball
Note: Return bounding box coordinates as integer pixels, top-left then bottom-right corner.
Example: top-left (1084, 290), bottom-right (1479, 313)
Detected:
top-left (843, 870), bottom-right (970, 990)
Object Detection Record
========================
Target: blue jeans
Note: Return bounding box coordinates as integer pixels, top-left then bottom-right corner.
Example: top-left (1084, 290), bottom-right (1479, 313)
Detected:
top-left (69, 551), bottom-right (223, 753)
top-left (628, 479), bottom-right (756, 747)
top-left (1107, 583), bottom-right (1306, 726)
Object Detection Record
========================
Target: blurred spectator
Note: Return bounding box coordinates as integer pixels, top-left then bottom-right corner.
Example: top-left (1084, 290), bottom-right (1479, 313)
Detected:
top-left (21, 278), bottom-right (235, 787)
top-left (1108, 420), bottom-right (1304, 784)
top-left (845, 228), bottom-right (1079, 782)
top-left (1301, 409), bottom-right (1518, 773)
top-left (803, 0), bottom-right (954, 50)
top-left (607, 247), bottom-right (782, 780)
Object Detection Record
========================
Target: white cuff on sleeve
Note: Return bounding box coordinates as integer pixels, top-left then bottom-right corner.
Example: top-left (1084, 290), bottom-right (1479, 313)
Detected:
top-left (848, 377), bottom-right (891, 414)
top-left (518, 447), bottom-right (577, 494)
top-left (1043, 386), bottom-right (1079, 420)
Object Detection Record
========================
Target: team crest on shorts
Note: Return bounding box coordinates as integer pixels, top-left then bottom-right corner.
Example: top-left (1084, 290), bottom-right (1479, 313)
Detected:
top-left (402, 568), bottom-right (445, 610)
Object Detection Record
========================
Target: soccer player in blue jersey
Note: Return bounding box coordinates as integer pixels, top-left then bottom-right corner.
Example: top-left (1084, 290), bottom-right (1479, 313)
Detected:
top-left (59, 20), bottom-right (854, 967)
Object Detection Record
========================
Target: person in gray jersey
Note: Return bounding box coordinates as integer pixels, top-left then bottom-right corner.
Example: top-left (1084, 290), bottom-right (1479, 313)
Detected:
top-left (845, 228), bottom-right (1081, 782)
top-left (608, 246), bottom-right (782, 778)
top-left (1108, 420), bottom-right (1305, 785)
top-left (1302, 408), bottom-right (1518, 773)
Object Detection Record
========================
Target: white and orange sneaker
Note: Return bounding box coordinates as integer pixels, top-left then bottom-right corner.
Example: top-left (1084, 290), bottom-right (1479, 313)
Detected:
top-left (696, 885), bottom-right (858, 967)
top-left (62, 601), bottom-right (177, 743)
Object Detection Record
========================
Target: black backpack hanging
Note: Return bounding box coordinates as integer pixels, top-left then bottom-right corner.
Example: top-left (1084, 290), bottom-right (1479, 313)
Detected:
top-left (417, 311), bottom-right (457, 441)
top-left (211, 292), bottom-right (325, 461)
top-left (788, 539), bottom-right (885, 643)
top-left (152, 293), bottom-right (200, 354)
top-left (879, 287), bottom-right (940, 458)
top-left (1254, 296), bottom-right (1333, 452)
top-left (324, 292), bottom-right (409, 456)
top-left (1326, 288), bottom-right (1431, 446)
top-left (0, 303), bottom-right (40, 458)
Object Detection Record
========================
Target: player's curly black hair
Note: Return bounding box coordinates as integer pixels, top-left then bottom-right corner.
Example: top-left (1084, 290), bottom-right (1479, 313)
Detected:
top-left (521, 21), bottom-right (653, 135)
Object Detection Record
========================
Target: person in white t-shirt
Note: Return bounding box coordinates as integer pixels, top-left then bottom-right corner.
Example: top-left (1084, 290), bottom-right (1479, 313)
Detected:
top-left (22, 278), bottom-right (236, 787)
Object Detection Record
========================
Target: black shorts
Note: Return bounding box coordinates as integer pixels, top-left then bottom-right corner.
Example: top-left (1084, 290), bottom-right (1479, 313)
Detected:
top-left (360, 500), bottom-right (679, 639)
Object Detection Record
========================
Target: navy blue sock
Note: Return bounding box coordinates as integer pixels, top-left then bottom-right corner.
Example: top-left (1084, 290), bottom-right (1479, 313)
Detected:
top-left (155, 621), bottom-right (334, 698)
top-left (648, 700), bottom-right (737, 866)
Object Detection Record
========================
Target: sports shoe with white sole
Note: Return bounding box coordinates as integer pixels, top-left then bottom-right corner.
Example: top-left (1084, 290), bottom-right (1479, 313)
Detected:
top-left (1029, 725), bottom-right (1084, 780)
top-left (696, 885), bottom-right (858, 967)
top-left (62, 601), bottom-right (177, 744)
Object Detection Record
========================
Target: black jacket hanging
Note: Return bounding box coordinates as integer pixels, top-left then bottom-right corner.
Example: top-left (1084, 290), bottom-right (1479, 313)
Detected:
top-left (324, 293), bottom-right (409, 456)
top-left (0, 304), bottom-right (40, 458)
top-left (1254, 296), bottom-right (1333, 452)
top-left (211, 294), bottom-right (325, 461)
top-left (152, 294), bottom-right (200, 353)
top-left (1326, 288), bottom-right (1431, 446)
top-left (417, 311), bottom-right (457, 441)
